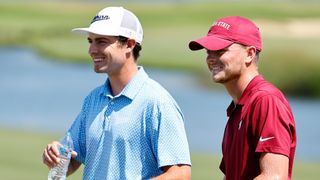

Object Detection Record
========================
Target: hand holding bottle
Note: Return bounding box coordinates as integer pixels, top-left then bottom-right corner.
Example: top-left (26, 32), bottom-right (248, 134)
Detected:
top-left (43, 132), bottom-right (77, 180)
top-left (43, 142), bottom-right (77, 168)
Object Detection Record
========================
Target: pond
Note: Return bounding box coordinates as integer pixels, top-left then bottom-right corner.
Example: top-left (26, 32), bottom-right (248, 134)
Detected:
top-left (0, 47), bottom-right (319, 161)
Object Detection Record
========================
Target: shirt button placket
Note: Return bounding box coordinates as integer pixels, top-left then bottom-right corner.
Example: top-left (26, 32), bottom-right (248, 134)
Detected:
top-left (104, 98), bottom-right (114, 130)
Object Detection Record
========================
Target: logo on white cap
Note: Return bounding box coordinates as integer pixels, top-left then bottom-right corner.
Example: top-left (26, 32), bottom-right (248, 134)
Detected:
top-left (72, 6), bottom-right (143, 44)
top-left (91, 15), bottom-right (110, 24)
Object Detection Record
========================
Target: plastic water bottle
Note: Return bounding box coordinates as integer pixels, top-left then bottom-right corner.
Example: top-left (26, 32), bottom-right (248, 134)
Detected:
top-left (48, 132), bottom-right (74, 180)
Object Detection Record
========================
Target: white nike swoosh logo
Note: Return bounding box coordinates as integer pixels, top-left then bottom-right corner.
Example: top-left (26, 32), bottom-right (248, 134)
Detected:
top-left (238, 120), bottom-right (242, 130)
top-left (259, 136), bottom-right (275, 142)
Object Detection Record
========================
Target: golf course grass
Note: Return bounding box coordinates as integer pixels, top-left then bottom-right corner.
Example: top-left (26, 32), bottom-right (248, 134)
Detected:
top-left (0, 128), bottom-right (319, 179)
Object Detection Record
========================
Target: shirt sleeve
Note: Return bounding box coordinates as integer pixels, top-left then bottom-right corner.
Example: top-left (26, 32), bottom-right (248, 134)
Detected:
top-left (68, 95), bottom-right (89, 164)
top-left (252, 95), bottom-right (295, 157)
top-left (151, 96), bottom-right (191, 168)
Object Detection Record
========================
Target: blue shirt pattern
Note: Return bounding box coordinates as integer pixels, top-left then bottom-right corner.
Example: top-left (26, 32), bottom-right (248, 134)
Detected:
top-left (68, 67), bottom-right (191, 180)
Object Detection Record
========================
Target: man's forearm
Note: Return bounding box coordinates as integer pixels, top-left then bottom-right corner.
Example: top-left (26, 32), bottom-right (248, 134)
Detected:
top-left (151, 165), bottom-right (191, 180)
top-left (67, 159), bottom-right (81, 176)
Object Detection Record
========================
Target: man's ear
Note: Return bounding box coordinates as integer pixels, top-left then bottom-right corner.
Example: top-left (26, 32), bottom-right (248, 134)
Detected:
top-left (126, 39), bottom-right (136, 53)
top-left (245, 46), bottom-right (257, 64)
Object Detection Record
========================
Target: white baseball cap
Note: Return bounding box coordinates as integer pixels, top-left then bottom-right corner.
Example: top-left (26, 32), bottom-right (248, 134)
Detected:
top-left (72, 6), bottom-right (143, 44)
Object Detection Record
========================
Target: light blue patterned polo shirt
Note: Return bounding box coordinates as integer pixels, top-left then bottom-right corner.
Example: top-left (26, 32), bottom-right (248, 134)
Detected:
top-left (68, 67), bottom-right (191, 180)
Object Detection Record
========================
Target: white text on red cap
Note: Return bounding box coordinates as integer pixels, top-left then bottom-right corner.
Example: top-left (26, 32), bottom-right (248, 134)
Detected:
top-left (213, 21), bottom-right (231, 30)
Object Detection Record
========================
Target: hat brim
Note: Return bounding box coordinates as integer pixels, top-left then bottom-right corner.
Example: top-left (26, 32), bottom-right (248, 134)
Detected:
top-left (72, 27), bottom-right (119, 37)
top-left (189, 35), bottom-right (233, 51)
top-left (71, 27), bottom-right (143, 44)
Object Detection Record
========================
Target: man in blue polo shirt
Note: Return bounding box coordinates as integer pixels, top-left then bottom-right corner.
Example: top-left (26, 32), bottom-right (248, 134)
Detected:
top-left (42, 6), bottom-right (191, 179)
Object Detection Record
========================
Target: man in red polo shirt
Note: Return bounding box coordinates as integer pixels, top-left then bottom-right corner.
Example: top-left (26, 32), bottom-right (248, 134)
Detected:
top-left (188, 16), bottom-right (296, 179)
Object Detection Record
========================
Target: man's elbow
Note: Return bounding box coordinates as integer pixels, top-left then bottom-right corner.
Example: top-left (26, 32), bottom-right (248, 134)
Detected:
top-left (175, 165), bottom-right (191, 179)
top-left (180, 165), bottom-right (191, 179)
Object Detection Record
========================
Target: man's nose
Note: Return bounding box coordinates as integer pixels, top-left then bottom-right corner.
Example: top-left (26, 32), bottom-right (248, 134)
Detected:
top-left (88, 43), bottom-right (98, 55)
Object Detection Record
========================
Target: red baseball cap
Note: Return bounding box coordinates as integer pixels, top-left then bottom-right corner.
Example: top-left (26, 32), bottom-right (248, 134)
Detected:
top-left (189, 16), bottom-right (262, 51)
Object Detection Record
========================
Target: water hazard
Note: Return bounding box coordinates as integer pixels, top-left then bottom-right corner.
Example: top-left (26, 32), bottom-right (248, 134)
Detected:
top-left (0, 47), bottom-right (319, 161)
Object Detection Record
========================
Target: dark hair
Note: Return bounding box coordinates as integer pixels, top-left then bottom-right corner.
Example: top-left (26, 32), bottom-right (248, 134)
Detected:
top-left (118, 36), bottom-right (142, 61)
top-left (255, 50), bottom-right (260, 61)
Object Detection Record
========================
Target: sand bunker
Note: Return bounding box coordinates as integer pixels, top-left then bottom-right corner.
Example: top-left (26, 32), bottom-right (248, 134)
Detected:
top-left (256, 19), bottom-right (320, 38)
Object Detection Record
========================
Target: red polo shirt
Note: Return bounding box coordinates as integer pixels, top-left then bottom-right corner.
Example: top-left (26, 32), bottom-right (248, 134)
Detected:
top-left (219, 75), bottom-right (296, 180)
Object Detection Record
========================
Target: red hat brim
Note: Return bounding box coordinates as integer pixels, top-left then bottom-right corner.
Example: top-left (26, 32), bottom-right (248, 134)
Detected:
top-left (189, 35), bottom-right (233, 51)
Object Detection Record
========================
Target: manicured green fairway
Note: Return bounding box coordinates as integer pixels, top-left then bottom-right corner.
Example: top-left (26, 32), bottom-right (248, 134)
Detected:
top-left (0, 128), bottom-right (319, 179)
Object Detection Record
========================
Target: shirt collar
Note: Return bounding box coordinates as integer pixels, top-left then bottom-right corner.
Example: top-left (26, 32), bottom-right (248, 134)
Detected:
top-left (99, 66), bottom-right (149, 100)
top-left (226, 75), bottom-right (264, 116)
top-left (237, 75), bottom-right (264, 105)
